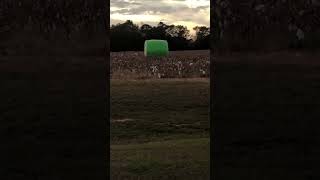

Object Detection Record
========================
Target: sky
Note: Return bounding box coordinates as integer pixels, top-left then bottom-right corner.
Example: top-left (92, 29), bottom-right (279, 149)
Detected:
top-left (110, 0), bottom-right (210, 35)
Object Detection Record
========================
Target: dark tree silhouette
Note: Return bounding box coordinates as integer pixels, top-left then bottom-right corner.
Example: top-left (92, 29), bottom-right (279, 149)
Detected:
top-left (193, 26), bottom-right (210, 49)
top-left (111, 21), bottom-right (209, 52)
top-left (110, 20), bottom-right (144, 52)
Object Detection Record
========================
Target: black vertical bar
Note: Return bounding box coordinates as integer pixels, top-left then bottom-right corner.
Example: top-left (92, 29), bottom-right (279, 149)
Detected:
top-left (106, 0), bottom-right (110, 179)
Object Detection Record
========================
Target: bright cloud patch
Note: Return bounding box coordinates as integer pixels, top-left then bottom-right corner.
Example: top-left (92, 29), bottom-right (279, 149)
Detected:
top-left (110, 0), bottom-right (210, 34)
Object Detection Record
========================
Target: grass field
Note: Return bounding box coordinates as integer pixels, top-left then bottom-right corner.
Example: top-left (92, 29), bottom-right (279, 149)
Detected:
top-left (4, 50), bottom-right (319, 179)
top-left (110, 50), bottom-right (320, 179)
top-left (111, 78), bottom-right (209, 179)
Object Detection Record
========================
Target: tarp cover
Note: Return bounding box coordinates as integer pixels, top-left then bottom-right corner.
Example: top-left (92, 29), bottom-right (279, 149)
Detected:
top-left (144, 39), bottom-right (169, 57)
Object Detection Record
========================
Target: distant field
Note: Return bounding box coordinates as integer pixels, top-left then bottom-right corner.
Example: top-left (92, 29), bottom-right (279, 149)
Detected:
top-left (111, 78), bottom-right (209, 179)
top-left (169, 50), bottom-right (210, 56)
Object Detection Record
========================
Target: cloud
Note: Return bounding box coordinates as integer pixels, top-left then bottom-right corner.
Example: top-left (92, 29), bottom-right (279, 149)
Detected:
top-left (110, 0), bottom-right (210, 33)
top-left (110, 0), bottom-right (142, 8)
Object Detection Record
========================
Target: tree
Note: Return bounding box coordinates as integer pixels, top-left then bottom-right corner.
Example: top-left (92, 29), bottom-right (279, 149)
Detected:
top-left (110, 20), bottom-right (144, 51)
top-left (166, 25), bottom-right (192, 50)
top-left (110, 20), bottom-right (210, 51)
top-left (193, 26), bottom-right (210, 49)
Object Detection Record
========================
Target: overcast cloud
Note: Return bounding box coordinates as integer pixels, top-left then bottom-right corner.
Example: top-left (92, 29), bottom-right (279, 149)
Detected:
top-left (110, 0), bottom-right (210, 34)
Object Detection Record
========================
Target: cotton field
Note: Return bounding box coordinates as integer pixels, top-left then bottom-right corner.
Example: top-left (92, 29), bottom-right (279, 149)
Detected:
top-left (111, 51), bottom-right (210, 79)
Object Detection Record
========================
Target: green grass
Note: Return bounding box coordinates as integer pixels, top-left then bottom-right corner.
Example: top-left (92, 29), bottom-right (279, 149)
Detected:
top-left (111, 79), bottom-right (209, 143)
top-left (111, 138), bottom-right (209, 179)
top-left (110, 78), bottom-right (209, 179)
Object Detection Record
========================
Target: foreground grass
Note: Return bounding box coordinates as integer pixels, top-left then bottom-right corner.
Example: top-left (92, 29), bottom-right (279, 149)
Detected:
top-left (111, 78), bottom-right (209, 179)
top-left (111, 78), bottom-right (209, 144)
top-left (111, 138), bottom-right (209, 180)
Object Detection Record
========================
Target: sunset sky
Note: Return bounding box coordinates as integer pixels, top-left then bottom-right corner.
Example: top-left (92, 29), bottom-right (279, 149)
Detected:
top-left (110, 0), bottom-right (210, 35)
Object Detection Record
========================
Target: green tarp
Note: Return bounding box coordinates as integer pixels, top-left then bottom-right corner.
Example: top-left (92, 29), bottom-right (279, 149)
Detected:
top-left (144, 39), bottom-right (169, 57)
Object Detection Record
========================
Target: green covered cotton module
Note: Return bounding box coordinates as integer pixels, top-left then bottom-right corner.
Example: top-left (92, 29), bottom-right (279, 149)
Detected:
top-left (144, 39), bottom-right (169, 57)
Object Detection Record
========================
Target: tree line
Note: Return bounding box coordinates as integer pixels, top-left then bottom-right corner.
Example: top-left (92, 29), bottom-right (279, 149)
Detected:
top-left (110, 20), bottom-right (210, 52)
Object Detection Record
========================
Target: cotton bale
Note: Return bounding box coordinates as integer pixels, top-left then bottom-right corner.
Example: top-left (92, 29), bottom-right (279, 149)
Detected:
top-left (144, 39), bottom-right (169, 57)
